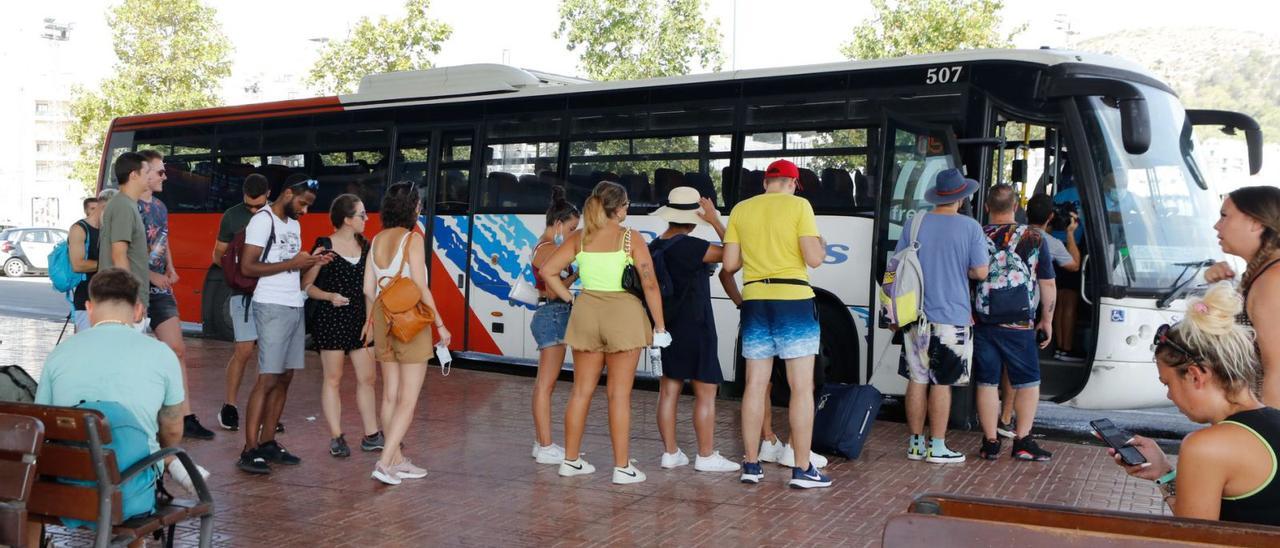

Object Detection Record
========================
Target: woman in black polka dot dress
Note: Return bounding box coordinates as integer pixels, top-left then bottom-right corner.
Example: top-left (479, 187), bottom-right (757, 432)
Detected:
top-left (303, 194), bottom-right (384, 458)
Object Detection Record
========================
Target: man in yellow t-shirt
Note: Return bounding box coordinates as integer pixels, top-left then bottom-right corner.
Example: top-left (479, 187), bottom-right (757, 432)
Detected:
top-left (723, 159), bottom-right (830, 489)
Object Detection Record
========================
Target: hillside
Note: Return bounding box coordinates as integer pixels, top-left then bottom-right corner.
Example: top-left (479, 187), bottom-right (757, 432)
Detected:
top-left (1078, 27), bottom-right (1280, 144)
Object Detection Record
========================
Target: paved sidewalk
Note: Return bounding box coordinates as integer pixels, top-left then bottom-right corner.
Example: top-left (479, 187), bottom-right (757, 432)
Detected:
top-left (2, 316), bottom-right (1169, 547)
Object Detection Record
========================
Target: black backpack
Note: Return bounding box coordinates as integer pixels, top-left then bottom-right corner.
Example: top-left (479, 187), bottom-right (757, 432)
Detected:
top-left (0, 365), bottom-right (38, 403)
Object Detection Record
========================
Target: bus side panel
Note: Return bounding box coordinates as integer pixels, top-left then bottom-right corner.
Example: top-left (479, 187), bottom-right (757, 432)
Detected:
top-left (168, 214), bottom-right (222, 324)
top-left (809, 216), bottom-right (873, 309)
top-left (430, 214), bottom-right (500, 353)
top-left (466, 214), bottom-right (543, 360)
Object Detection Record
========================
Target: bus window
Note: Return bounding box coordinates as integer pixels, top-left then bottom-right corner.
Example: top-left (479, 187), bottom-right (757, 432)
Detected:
top-left (740, 128), bottom-right (869, 213)
top-left (437, 131), bottom-right (473, 215)
top-left (880, 124), bottom-right (957, 270)
top-left (394, 132), bottom-right (432, 191)
top-left (100, 131), bottom-right (135, 190)
top-left (481, 141), bottom-right (559, 210)
top-left (567, 134), bottom-right (728, 208)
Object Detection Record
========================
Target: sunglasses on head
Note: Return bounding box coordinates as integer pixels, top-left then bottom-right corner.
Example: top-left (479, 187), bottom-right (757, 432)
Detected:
top-left (1153, 323), bottom-right (1203, 364)
top-left (289, 179), bottom-right (320, 192)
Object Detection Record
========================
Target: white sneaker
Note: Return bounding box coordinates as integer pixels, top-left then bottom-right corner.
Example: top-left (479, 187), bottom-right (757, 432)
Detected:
top-left (694, 451), bottom-right (741, 472)
top-left (758, 437), bottom-right (784, 463)
top-left (612, 461), bottom-right (647, 484)
top-left (533, 442), bottom-right (566, 465)
top-left (779, 444), bottom-right (828, 469)
top-left (559, 457), bottom-right (595, 477)
top-left (660, 448), bottom-right (690, 469)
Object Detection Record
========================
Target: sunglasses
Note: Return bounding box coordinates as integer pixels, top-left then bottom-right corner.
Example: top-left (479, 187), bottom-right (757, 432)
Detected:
top-left (245, 202), bottom-right (265, 211)
top-left (290, 179), bottom-right (320, 192)
top-left (1152, 324), bottom-right (1203, 364)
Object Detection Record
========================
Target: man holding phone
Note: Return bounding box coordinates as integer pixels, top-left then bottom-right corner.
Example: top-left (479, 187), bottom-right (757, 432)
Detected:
top-left (974, 184), bottom-right (1056, 462)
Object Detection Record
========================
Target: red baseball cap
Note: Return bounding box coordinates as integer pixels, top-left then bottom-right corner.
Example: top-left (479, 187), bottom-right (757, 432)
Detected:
top-left (764, 159), bottom-right (799, 180)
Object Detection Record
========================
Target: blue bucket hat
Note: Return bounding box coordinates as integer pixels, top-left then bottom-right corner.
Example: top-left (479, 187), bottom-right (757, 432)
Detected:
top-left (924, 168), bottom-right (979, 205)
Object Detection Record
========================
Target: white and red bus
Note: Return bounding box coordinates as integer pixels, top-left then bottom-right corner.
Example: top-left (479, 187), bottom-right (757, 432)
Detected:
top-left (97, 49), bottom-right (1263, 412)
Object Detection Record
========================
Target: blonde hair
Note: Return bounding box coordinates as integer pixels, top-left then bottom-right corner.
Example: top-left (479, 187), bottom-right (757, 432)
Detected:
top-left (1157, 282), bottom-right (1258, 396)
top-left (581, 181), bottom-right (628, 245)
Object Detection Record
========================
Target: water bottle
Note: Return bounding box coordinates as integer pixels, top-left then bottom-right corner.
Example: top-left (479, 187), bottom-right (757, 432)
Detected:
top-left (648, 346), bottom-right (663, 377)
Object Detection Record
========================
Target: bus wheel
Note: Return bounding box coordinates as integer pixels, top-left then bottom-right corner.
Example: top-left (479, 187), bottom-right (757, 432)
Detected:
top-left (732, 292), bottom-right (860, 407)
top-left (201, 266), bottom-right (234, 341)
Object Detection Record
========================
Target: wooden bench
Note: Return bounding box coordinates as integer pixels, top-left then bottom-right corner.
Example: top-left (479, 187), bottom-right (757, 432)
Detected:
top-left (0, 413), bottom-right (44, 547)
top-left (883, 513), bottom-right (1209, 547)
top-left (0, 401), bottom-right (214, 548)
top-left (898, 492), bottom-right (1280, 548)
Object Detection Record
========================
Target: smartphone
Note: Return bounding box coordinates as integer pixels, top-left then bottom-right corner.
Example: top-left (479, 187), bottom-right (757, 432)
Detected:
top-left (1089, 418), bottom-right (1147, 466)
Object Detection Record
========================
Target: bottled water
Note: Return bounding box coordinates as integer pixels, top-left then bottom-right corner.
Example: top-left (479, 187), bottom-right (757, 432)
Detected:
top-left (648, 347), bottom-right (663, 377)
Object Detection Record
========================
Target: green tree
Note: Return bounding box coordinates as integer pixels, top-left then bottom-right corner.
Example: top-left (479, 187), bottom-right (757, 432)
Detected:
top-left (67, 0), bottom-right (232, 192)
top-left (307, 0), bottom-right (453, 95)
top-left (840, 0), bottom-right (1025, 61)
top-left (555, 0), bottom-right (724, 81)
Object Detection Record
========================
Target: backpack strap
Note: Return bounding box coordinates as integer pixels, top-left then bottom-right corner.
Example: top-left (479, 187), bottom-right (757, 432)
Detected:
top-left (908, 212), bottom-right (926, 250)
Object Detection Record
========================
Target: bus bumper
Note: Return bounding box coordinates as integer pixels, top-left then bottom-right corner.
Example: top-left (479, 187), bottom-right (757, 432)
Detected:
top-left (1062, 359), bottom-right (1167, 409)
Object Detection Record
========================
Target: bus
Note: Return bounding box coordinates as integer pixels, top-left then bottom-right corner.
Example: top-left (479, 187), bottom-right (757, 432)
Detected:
top-left (97, 49), bottom-right (1264, 413)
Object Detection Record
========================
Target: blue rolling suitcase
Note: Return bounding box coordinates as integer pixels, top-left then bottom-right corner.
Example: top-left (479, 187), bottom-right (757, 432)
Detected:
top-left (812, 383), bottom-right (883, 459)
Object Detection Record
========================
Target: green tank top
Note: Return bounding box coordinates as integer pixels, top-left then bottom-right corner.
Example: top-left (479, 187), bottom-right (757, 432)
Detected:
top-left (575, 231), bottom-right (630, 292)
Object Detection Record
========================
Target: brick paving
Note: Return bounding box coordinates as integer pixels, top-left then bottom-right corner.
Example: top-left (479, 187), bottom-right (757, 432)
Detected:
top-left (1, 315), bottom-right (1170, 547)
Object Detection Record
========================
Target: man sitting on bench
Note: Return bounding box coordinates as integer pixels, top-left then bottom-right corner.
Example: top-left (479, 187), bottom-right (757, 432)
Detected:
top-left (29, 268), bottom-right (199, 546)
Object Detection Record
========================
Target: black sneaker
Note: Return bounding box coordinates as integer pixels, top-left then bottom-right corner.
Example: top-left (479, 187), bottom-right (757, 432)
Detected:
top-left (330, 435), bottom-right (351, 458)
top-left (183, 414), bottom-right (215, 440)
top-left (259, 440), bottom-right (302, 465)
top-left (361, 431), bottom-right (386, 452)
top-left (979, 438), bottom-right (1002, 460)
top-left (996, 420), bottom-right (1015, 439)
top-left (1012, 437), bottom-right (1053, 462)
top-left (218, 404), bottom-right (239, 431)
top-left (237, 448), bottom-right (271, 474)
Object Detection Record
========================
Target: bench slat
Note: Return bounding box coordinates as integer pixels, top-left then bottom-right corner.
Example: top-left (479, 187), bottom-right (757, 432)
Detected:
top-left (0, 402), bottom-right (112, 445)
top-left (884, 514), bottom-right (1207, 547)
top-left (36, 443), bottom-right (121, 483)
top-left (28, 480), bottom-right (122, 524)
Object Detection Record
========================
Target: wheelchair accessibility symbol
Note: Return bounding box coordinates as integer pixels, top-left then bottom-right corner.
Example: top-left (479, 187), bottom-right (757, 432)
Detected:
top-left (1110, 310), bottom-right (1126, 323)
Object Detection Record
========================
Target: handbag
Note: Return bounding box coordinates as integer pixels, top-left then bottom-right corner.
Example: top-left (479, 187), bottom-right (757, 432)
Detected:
top-left (376, 232), bottom-right (435, 343)
top-left (509, 243), bottom-right (544, 306)
top-left (620, 229), bottom-right (645, 299)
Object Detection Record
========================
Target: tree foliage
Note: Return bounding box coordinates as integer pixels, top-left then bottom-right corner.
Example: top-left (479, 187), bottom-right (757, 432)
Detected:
top-left (67, 0), bottom-right (232, 192)
top-left (840, 0), bottom-right (1024, 60)
top-left (555, 0), bottom-right (724, 81)
top-left (307, 0), bottom-right (453, 95)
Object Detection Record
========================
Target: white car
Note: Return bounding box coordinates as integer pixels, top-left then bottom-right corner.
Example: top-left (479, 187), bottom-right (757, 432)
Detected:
top-left (0, 227), bottom-right (67, 277)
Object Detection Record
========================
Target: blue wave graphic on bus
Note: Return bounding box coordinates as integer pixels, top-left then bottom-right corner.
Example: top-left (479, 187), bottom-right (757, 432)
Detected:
top-left (431, 215), bottom-right (540, 309)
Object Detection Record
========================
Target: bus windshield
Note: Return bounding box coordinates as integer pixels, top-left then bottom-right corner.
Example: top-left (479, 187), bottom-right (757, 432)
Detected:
top-left (1078, 84), bottom-right (1223, 293)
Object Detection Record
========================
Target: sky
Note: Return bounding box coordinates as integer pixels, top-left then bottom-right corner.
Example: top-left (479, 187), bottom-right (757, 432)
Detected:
top-left (8, 0), bottom-right (1276, 103)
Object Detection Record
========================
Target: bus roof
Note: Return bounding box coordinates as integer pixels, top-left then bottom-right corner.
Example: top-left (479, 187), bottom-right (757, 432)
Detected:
top-left (112, 48), bottom-right (1157, 130)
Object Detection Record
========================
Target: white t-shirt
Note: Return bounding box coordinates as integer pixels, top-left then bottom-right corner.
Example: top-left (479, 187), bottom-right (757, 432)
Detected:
top-left (245, 209), bottom-right (304, 307)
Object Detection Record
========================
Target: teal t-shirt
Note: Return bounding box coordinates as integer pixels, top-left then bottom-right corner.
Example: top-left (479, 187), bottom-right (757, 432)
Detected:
top-left (36, 324), bottom-right (185, 454)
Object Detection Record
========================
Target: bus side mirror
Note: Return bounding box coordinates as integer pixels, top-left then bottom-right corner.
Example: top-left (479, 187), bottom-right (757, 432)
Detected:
top-left (1187, 109), bottom-right (1264, 175)
top-left (1046, 77), bottom-right (1150, 155)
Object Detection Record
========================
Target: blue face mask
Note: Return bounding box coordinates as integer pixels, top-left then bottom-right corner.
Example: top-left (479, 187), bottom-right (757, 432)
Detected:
top-left (553, 228), bottom-right (565, 246)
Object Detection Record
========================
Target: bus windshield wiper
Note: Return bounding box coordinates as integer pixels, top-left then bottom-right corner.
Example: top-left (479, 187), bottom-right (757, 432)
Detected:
top-left (1156, 260), bottom-right (1215, 309)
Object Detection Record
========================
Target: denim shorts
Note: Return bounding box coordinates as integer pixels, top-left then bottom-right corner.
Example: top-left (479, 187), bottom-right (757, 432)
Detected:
top-left (740, 299), bottom-right (820, 360)
top-left (530, 301), bottom-right (572, 350)
top-left (973, 324), bottom-right (1041, 388)
top-left (147, 292), bottom-right (180, 331)
top-left (253, 302), bottom-right (305, 374)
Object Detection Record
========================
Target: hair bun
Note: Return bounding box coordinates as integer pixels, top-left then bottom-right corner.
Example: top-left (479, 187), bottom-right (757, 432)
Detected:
top-left (1185, 282), bottom-right (1243, 336)
top-left (549, 184), bottom-right (567, 204)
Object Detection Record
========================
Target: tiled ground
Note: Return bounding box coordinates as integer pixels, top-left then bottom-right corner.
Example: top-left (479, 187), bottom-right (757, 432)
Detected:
top-left (1, 316), bottom-right (1169, 547)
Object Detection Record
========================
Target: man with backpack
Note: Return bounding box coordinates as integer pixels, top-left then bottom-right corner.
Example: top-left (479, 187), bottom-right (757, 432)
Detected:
top-left (723, 159), bottom-right (831, 489)
top-left (212, 173), bottom-right (270, 431)
top-left (892, 168), bottom-right (989, 465)
top-left (68, 197), bottom-right (100, 332)
top-left (235, 177), bottom-right (329, 475)
top-left (974, 184), bottom-right (1056, 461)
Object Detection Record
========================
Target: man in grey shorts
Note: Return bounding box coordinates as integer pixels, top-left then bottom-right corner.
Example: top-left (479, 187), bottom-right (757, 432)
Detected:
top-left (235, 178), bottom-right (329, 475)
top-left (213, 174), bottom-right (270, 432)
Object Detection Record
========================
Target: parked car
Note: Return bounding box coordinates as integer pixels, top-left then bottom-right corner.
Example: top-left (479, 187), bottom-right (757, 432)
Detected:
top-left (0, 227), bottom-right (67, 277)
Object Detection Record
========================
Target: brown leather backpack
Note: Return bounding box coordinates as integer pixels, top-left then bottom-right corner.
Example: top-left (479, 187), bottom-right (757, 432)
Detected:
top-left (375, 231), bottom-right (434, 343)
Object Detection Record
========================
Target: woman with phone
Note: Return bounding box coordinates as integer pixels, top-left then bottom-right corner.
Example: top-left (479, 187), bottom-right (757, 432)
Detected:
top-left (303, 194), bottom-right (383, 458)
top-left (362, 182), bottom-right (451, 485)
top-left (528, 186), bottom-right (579, 465)
top-left (1205, 186), bottom-right (1280, 406)
top-left (540, 181), bottom-right (669, 485)
top-left (1112, 282), bottom-right (1280, 526)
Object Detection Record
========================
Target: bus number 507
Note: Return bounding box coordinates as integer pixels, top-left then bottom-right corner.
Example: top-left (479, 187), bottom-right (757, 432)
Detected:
top-left (926, 66), bottom-right (963, 84)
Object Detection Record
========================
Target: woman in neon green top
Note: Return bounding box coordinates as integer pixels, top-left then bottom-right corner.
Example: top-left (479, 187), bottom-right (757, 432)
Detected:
top-left (541, 181), bottom-right (668, 485)
top-left (1113, 282), bottom-right (1280, 526)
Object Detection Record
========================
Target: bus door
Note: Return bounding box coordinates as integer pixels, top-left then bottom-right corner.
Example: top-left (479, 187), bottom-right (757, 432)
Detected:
top-left (868, 116), bottom-right (960, 395)
top-left (393, 127), bottom-right (484, 353)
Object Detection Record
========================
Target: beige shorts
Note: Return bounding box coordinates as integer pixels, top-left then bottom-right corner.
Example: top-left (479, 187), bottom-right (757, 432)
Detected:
top-left (372, 301), bottom-right (435, 363)
top-left (565, 290), bottom-right (652, 353)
